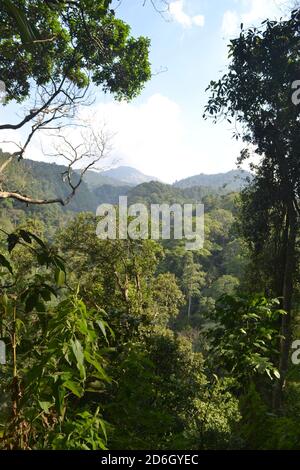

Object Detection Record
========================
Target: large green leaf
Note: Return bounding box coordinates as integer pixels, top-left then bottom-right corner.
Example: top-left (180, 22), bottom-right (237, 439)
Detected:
top-left (0, 254), bottom-right (13, 274)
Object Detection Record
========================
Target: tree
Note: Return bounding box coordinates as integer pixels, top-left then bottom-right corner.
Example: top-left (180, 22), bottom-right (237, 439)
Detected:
top-left (104, 326), bottom-right (240, 450)
top-left (1, 125), bottom-right (112, 206)
top-left (149, 273), bottom-right (184, 326)
top-left (1, 1), bottom-right (151, 103)
top-left (208, 294), bottom-right (284, 387)
top-left (0, 0), bottom-right (151, 205)
top-left (208, 275), bottom-right (239, 301)
top-left (182, 252), bottom-right (205, 322)
top-left (0, 227), bottom-right (112, 449)
top-left (204, 10), bottom-right (300, 407)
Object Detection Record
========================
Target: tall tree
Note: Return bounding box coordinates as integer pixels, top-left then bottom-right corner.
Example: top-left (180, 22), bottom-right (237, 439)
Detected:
top-left (204, 10), bottom-right (300, 407)
top-left (182, 252), bottom-right (205, 322)
top-left (0, 0), bottom-right (151, 205)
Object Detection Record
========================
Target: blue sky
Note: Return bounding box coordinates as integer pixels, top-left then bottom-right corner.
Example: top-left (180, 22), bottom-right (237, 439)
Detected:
top-left (104, 0), bottom-right (288, 182)
top-left (0, 0), bottom-right (290, 182)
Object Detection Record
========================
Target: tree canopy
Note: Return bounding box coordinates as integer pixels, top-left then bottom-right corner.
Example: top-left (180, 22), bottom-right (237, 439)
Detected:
top-left (1, 0), bottom-right (151, 103)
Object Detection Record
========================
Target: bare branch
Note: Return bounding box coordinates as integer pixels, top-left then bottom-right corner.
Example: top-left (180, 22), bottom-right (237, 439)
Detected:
top-left (0, 123), bottom-right (112, 206)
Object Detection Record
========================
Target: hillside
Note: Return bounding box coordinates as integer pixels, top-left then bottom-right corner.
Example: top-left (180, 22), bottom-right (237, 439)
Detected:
top-left (83, 170), bottom-right (131, 189)
top-left (0, 153), bottom-right (250, 219)
top-left (0, 151), bottom-right (98, 232)
top-left (99, 166), bottom-right (160, 186)
top-left (174, 169), bottom-right (252, 191)
top-left (126, 181), bottom-right (217, 205)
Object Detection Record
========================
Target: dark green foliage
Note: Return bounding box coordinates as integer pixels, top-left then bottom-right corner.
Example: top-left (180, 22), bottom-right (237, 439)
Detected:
top-left (0, 0), bottom-right (151, 102)
top-left (0, 228), bottom-right (111, 449)
top-left (208, 294), bottom-right (283, 385)
top-left (3, 6), bottom-right (300, 450)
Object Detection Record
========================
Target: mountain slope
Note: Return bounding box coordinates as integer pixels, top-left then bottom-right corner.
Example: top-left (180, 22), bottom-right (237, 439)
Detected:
top-left (83, 170), bottom-right (130, 189)
top-left (174, 169), bottom-right (252, 191)
top-left (0, 153), bottom-right (251, 222)
top-left (126, 181), bottom-right (217, 205)
top-left (100, 166), bottom-right (160, 186)
top-left (0, 151), bottom-right (98, 215)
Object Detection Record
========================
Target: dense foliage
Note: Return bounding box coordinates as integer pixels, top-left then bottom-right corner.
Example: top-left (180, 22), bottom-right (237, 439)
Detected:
top-left (1, 0), bottom-right (151, 102)
top-left (1, 1), bottom-right (300, 452)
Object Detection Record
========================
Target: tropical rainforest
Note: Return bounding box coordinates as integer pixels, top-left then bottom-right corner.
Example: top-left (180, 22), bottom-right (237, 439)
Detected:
top-left (1, 0), bottom-right (300, 451)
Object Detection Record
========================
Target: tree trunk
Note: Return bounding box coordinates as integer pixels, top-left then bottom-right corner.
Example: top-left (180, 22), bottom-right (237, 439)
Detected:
top-left (273, 202), bottom-right (297, 409)
top-left (187, 295), bottom-right (192, 322)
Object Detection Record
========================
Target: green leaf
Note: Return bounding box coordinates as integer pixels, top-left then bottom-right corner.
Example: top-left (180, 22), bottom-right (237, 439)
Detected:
top-left (96, 319), bottom-right (107, 341)
top-left (26, 232), bottom-right (46, 249)
top-left (0, 254), bottom-right (13, 274)
top-left (54, 385), bottom-right (66, 417)
top-left (3, 0), bottom-right (39, 44)
top-left (0, 293), bottom-right (9, 307)
top-left (19, 229), bottom-right (32, 244)
top-left (7, 233), bottom-right (19, 252)
top-left (71, 338), bottom-right (85, 379)
top-left (39, 401), bottom-right (53, 413)
top-left (63, 380), bottom-right (83, 398)
top-left (99, 417), bottom-right (107, 442)
top-left (55, 268), bottom-right (66, 287)
top-left (84, 351), bottom-right (110, 382)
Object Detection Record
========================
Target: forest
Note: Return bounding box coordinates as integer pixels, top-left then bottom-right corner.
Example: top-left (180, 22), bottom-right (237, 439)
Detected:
top-left (1, 0), bottom-right (300, 452)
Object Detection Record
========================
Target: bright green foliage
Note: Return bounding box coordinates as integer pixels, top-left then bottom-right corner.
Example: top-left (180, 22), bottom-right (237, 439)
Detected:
top-left (3, 0), bottom-right (300, 454)
top-left (53, 214), bottom-right (242, 450)
top-left (204, 8), bottom-right (300, 408)
top-left (208, 275), bottom-right (239, 300)
top-left (208, 294), bottom-right (284, 385)
top-left (50, 408), bottom-right (107, 450)
top-left (0, 0), bottom-right (151, 102)
top-left (23, 295), bottom-right (110, 450)
top-left (105, 327), bottom-right (240, 450)
top-left (182, 252), bottom-right (206, 321)
top-left (148, 273), bottom-right (185, 326)
top-left (0, 230), bottom-right (111, 450)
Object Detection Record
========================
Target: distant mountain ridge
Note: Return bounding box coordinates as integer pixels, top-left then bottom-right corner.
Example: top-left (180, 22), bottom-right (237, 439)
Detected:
top-left (84, 166), bottom-right (252, 192)
top-left (83, 170), bottom-right (130, 189)
top-left (174, 169), bottom-right (252, 191)
top-left (84, 166), bottom-right (160, 189)
top-left (0, 153), bottom-right (253, 223)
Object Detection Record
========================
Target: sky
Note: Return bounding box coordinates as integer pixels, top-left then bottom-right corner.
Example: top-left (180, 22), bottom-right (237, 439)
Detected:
top-left (0, 0), bottom-right (292, 183)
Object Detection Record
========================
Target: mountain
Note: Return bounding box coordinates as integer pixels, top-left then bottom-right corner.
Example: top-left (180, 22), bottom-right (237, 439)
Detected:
top-left (173, 169), bottom-right (252, 191)
top-left (83, 170), bottom-right (131, 189)
top-left (99, 166), bottom-right (160, 186)
top-left (0, 151), bottom-right (98, 223)
top-left (93, 184), bottom-right (130, 205)
top-left (83, 166), bottom-right (159, 190)
top-left (0, 152), bottom-right (252, 228)
top-left (126, 181), bottom-right (217, 206)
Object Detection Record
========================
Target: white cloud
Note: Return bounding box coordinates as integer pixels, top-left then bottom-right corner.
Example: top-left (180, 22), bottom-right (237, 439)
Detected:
top-left (169, 0), bottom-right (205, 28)
top-left (74, 94), bottom-right (244, 183)
top-left (2, 95), bottom-right (188, 183)
top-left (77, 94), bottom-right (185, 182)
top-left (222, 0), bottom-right (286, 38)
top-left (0, 126), bottom-right (36, 156)
top-left (192, 15), bottom-right (205, 27)
top-left (221, 10), bottom-right (239, 38)
top-left (0, 98), bottom-right (244, 184)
